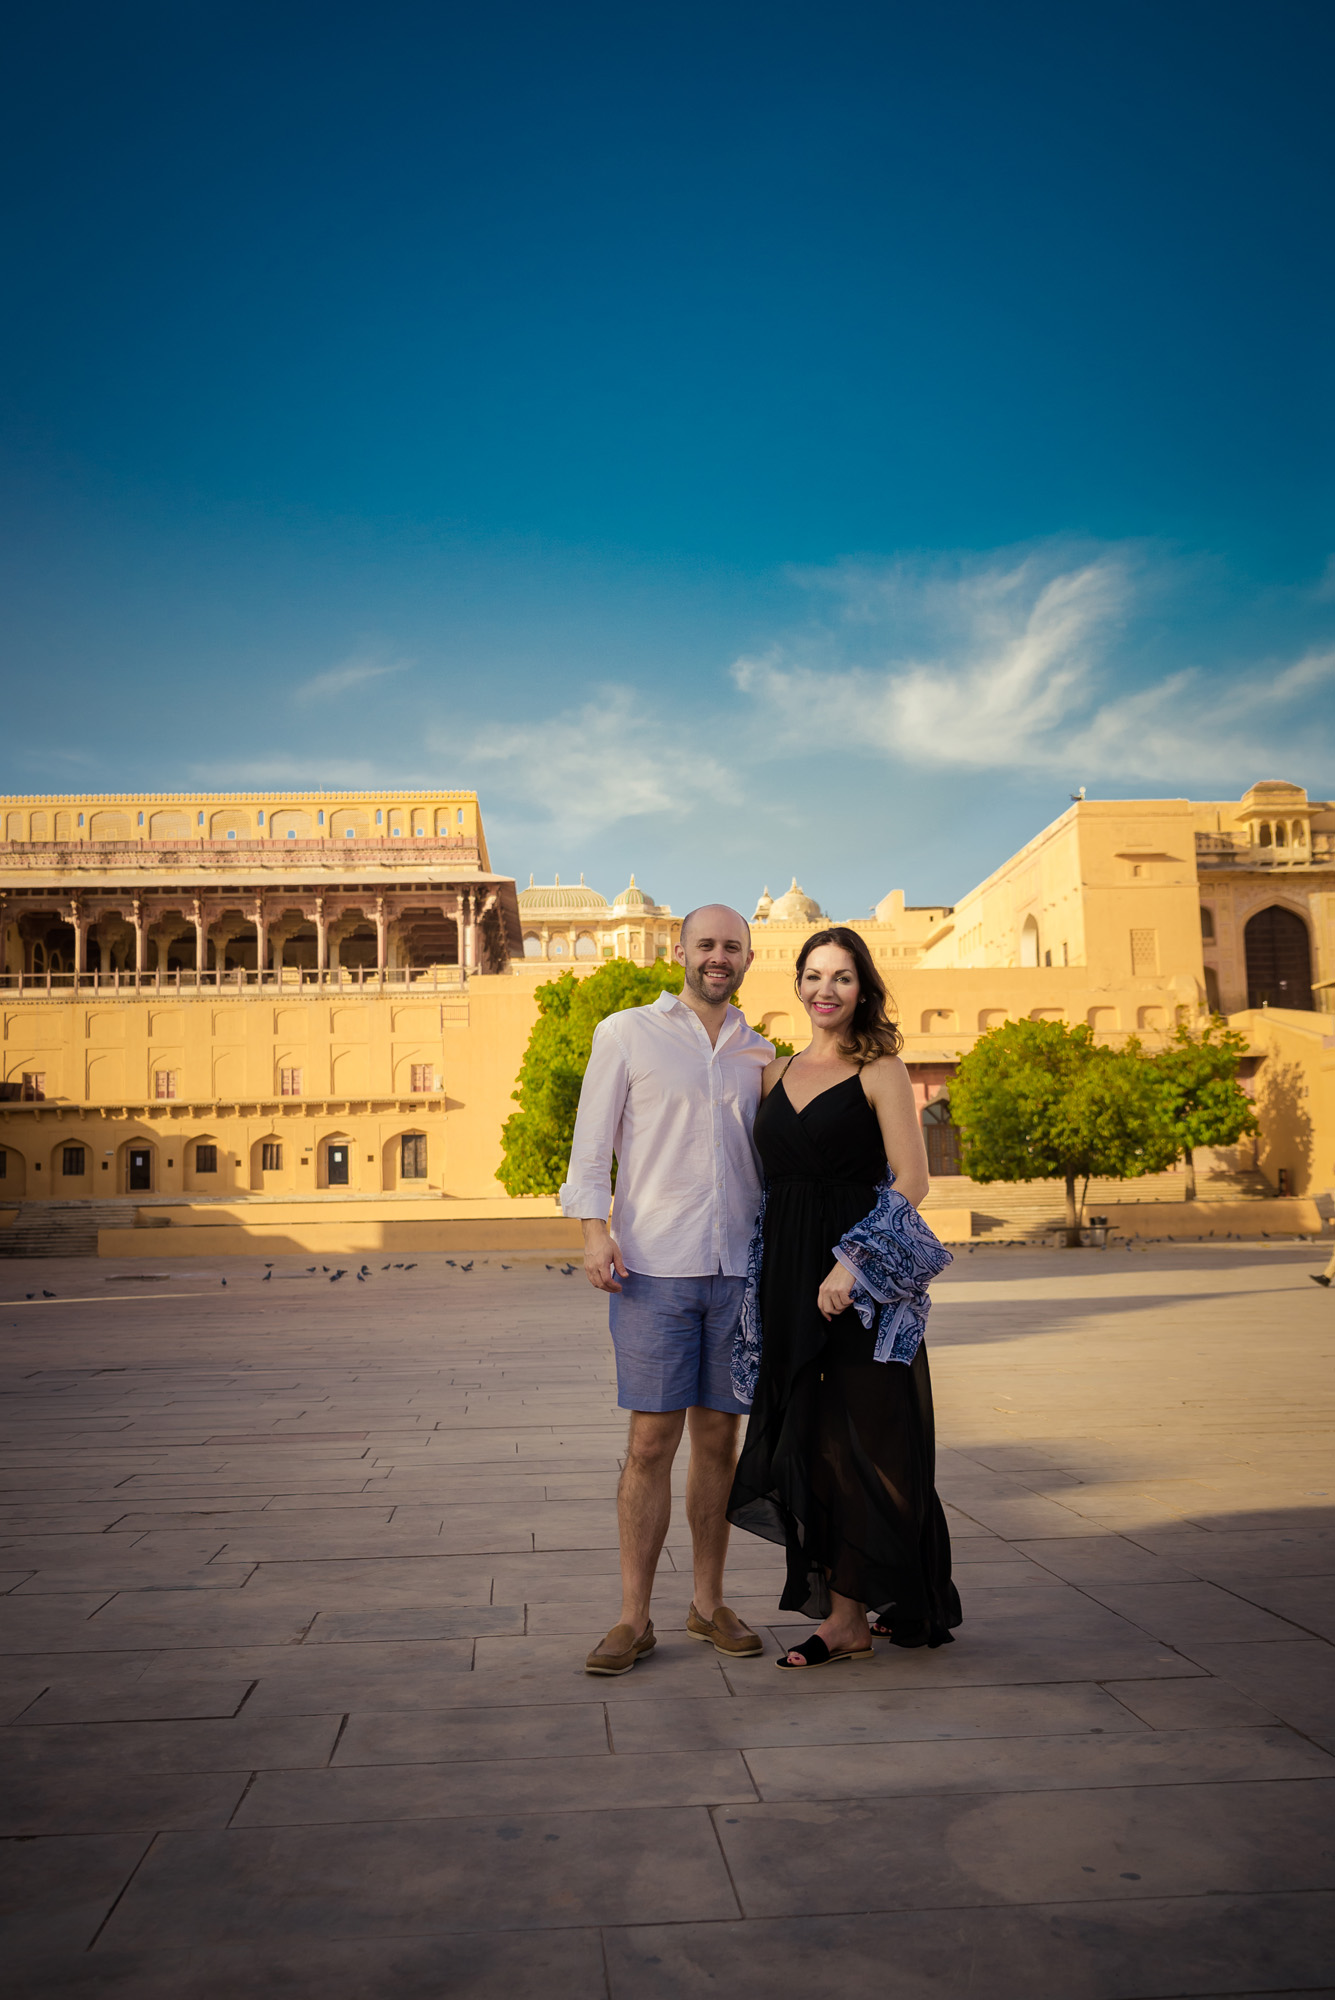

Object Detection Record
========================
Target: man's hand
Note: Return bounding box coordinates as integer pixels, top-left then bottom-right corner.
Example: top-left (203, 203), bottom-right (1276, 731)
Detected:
top-left (582, 1219), bottom-right (628, 1293)
top-left (817, 1260), bottom-right (856, 1321)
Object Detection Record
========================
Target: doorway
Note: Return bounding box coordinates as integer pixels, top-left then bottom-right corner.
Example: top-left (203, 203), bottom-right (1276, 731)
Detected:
top-left (1244, 906), bottom-right (1313, 1010)
top-left (327, 1143), bottom-right (350, 1186)
top-left (922, 1099), bottom-right (962, 1176)
top-left (127, 1148), bottom-right (152, 1191)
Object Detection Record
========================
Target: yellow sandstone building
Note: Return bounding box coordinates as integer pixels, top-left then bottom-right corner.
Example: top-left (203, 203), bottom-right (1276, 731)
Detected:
top-left (0, 779), bottom-right (1331, 1252)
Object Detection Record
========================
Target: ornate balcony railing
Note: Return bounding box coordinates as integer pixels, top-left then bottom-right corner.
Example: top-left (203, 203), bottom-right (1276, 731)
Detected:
top-left (0, 965), bottom-right (469, 1000)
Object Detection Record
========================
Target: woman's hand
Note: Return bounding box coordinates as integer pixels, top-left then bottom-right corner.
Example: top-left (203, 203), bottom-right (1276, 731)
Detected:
top-left (817, 1261), bottom-right (857, 1320)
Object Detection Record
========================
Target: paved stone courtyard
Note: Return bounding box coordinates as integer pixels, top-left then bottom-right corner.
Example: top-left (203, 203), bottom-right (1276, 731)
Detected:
top-left (1, 1242), bottom-right (1333, 1997)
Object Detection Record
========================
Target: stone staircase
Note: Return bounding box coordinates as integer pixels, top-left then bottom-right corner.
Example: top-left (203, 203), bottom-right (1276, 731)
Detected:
top-left (921, 1168), bottom-right (1275, 1240)
top-left (0, 1200), bottom-right (141, 1258)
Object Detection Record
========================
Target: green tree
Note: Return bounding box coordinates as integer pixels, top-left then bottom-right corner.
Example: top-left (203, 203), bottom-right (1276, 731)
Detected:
top-left (496, 959), bottom-right (684, 1195)
top-left (1146, 1016), bottom-right (1258, 1200)
top-left (950, 1018), bottom-right (1177, 1246)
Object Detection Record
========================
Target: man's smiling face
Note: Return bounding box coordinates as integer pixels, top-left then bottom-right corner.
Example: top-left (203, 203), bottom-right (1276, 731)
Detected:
top-left (676, 904), bottom-right (752, 1006)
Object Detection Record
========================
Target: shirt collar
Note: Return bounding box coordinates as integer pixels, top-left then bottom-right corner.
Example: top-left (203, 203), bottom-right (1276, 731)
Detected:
top-left (654, 988), bottom-right (744, 1049)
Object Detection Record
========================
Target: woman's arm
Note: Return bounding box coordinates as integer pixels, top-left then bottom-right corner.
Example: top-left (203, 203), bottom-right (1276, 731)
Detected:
top-left (815, 1056), bottom-right (931, 1319)
top-left (861, 1056), bottom-right (931, 1208)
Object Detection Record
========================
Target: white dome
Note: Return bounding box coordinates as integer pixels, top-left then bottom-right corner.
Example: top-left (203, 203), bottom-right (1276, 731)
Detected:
top-left (766, 877), bottom-right (823, 925)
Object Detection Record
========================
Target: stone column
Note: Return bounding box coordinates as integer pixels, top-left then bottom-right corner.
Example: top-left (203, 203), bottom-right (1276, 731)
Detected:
top-left (464, 890), bottom-right (477, 974)
top-left (253, 897), bottom-right (268, 979)
top-left (132, 898), bottom-right (145, 976)
top-left (375, 896), bottom-right (386, 973)
top-left (69, 897), bottom-right (86, 975)
top-left (540, 925), bottom-right (550, 960)
top-left (315, 898), bottom-right (326, 975)
top-left (192, 899), bottom-right (205, 977)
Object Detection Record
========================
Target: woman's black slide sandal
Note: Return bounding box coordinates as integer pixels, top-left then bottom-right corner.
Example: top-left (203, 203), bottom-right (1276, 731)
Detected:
top-left (775, 1634), bottom-right (875, 1670)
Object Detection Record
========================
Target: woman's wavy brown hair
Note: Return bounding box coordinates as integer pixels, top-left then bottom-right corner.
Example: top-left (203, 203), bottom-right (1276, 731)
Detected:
top-left (793, 926), bottom-right (904, 1065)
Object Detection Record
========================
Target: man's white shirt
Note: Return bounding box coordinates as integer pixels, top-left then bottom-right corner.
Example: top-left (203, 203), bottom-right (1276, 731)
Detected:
top-left (560, 990), bottom-right (773, 1277)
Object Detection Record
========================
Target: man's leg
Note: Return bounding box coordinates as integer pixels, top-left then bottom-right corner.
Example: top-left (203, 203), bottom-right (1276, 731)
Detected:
top-left (685, 1405), bottom-right (743, 1616)
top-left (616, 1407), bottom-right (687, 1636)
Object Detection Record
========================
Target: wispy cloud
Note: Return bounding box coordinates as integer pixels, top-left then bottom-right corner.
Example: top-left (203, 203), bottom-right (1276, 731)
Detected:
top-left (446, 686), bottom-right (733, 836)
top-left (291, 652), bottom-right (412, 704)
top-left (730, 547), bottom-right (1335, 784)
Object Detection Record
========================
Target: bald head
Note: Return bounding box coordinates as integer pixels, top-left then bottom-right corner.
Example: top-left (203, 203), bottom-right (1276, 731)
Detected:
top-left (680, 903), bottom-right (751, 951)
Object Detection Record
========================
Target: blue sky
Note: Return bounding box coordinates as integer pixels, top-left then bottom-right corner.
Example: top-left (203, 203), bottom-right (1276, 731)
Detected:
top-left (1, 0), bottom-right (1331, 917)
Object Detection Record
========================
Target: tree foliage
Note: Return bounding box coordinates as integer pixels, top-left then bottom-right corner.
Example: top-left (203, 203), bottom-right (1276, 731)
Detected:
top-left (1146, 1017), bottom-right (1257, 1199)
top-left (496, 960), bottom-right (685, 1196)
top-left (949, 1018), bottom-right (1178, 1243)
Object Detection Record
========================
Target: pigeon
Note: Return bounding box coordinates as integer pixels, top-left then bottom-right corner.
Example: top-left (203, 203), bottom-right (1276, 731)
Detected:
top-left (330, 1269), bottom-right (347, 1283)
top-left (356, 1272), bottom-right (367, 1282)
top-left (25, 1293), bottom-right (34, 1300)
top-left (560, 1264), bottom-right (575, 1276)
top-left (500, 1263), bottom-right (511, 1270)
top-left (459, 1260), bottom-right (472, 1272)
top-left (382, 1263), bottom-right (392, 1270)
top-left (404, 1262), bottom-right (417, 1271)
top-left (545, 1264), bottom-right (555, 1271)
top-left (393, 1263), bottom-right (404, 1269)
top-left (264, 1261), bottom-right (274, 1268)
top-left (306, 1266), bottom-right (317, 1273)
top-left (445, 1259), bottom-right (456, 1267)
top-left (359, 1266), bottom-right (370, 1276)
top-left (42, 1289), bottom-right (56, 1297)
top-left (262, 1270), bottom-right (271, 1281)
top-left (220, 1279), bottom-right (227, 1287)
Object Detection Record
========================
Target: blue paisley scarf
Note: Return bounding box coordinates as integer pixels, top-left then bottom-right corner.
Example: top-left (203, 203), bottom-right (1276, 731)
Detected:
top-left (731, 1173), bottom-right (953, 1406)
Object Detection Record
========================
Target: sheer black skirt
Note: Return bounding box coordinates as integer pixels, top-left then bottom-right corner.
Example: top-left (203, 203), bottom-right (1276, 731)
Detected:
top-left (729, 1310), bottom-right (961, 1645)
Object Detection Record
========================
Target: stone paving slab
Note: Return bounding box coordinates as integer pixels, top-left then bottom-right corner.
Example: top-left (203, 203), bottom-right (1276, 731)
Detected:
top-left (1, 1242), bottom-right (1333, 1995)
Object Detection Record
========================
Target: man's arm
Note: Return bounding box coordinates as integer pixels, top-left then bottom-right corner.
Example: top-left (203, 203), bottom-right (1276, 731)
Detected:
top-left (559, 1024), bottom-right (631, 1294)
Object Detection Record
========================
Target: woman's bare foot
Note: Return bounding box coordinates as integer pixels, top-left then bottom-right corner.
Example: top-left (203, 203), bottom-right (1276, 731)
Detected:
top-left (781, 1607), bottom-right (872, 1667)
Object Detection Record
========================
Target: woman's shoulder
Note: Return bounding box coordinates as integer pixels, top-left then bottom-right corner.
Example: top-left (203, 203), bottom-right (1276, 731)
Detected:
top-left (760, 1052), bottom-right (796, 1099)
top-left (856, 1052), bottom-right (912, 1099)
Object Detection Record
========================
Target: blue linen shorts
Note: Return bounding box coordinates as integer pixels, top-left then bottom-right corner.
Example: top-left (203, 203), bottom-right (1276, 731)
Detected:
top-left (608, 1271), bottom-right (749, 1414)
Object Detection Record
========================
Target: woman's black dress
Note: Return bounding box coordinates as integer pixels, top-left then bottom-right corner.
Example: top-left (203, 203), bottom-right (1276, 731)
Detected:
top-left (727, 1072), bottom-right (962, 1645)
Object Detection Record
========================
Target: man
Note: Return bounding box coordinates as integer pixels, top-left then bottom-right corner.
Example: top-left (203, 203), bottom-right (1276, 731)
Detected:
top-left (560, 904), bottom-right (772, 1675)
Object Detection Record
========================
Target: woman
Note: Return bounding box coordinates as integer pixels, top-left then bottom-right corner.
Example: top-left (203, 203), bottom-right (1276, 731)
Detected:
top-left (727, 927), bottom-right (962, 1667)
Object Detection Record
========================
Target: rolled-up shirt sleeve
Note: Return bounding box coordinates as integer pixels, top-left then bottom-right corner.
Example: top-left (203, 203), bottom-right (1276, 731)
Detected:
top-left (559, 1020), bottom-right (629, 1222)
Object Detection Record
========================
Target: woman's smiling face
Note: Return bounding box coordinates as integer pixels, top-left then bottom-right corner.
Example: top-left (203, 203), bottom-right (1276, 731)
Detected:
top-left (798, 944), bottom-right (860, 1034)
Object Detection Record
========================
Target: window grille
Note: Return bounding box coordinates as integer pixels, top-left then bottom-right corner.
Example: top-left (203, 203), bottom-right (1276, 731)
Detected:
top-left (410, 1064), bottom-right (434, 1092)
top-left (21, 1073), bottom-right (45, 1101)
top-left (62, 1146), bottom-right (85, 1176)
top-left (279, 1067), bottom-right (303, 1097)
top-left (1131, 928), bottom-right (1159, 975)
top-left (261, 1142), bottom-right (282, 1172)
top-left (401, 1134), bottom-right (428, 1179)
top-left (195, 1144), bottom-right (218, 1174)
top-left (154, 1070), bottom-right (177, 1100)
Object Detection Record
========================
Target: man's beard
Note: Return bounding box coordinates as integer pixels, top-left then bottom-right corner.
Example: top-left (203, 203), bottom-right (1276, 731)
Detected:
top-left (684, 958), bottom-right (742, 1005)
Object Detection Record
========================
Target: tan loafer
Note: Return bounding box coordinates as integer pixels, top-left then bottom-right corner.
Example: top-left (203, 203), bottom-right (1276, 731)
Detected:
top-left (585, 1620), bottom-right (656, 1676)
top-left (687, 1602), bottom-right (763, 1657)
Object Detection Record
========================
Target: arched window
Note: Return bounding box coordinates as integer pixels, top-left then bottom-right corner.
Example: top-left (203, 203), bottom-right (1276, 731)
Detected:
top-left (523, 934), bottom-right (543, 958)
top-left (1244, 906), bottom-right (1313, 1010)
top-left (1258, 822), bottom-right (1272, 847)
top-left (574, 934), bottom-right (597, 959)
top-left (1019, 915), bottom-right (1040, 966)
top-left (1275, 821), bottom-right (1288, 848)
top-left (1200, 907), bottom-right (1215, 942)
top-left (1293, 820), bottom-right (1307, 848)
